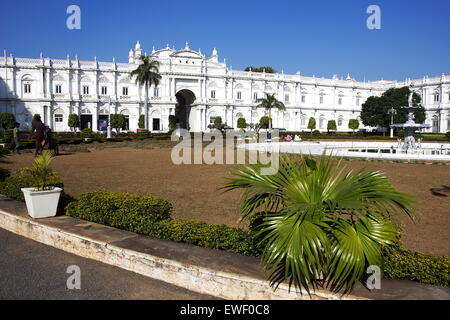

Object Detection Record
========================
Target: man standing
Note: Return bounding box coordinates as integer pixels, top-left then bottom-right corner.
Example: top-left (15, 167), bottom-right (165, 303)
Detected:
top-left (32, 115), bottom-right (46, 156)
top-left (12, 122), bottom-right (20, 154)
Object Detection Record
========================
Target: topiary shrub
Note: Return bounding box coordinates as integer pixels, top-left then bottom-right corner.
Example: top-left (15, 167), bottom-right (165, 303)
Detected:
top-left (65, 191), bottom-right (172, 227)
top-left (80, 128), bottom-right (94, 139)
top-left (312, 130), bottom-right (321, 136)
top-left (355, 130), bottom-right (365, 137)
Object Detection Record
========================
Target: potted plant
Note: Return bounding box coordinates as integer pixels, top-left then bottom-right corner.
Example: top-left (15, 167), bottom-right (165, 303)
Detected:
top-left (20, 151), bottom-right (62, 219)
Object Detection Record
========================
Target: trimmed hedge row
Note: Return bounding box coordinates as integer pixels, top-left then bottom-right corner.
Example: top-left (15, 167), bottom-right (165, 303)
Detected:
top-left (382, 246), bottom-right (449, 286)
top-left (65, 191), bottom-right (172, 225)
top-left (65, 190), bottom-right (263, 256)
top-left (63, 190), bottom-right (449, 286)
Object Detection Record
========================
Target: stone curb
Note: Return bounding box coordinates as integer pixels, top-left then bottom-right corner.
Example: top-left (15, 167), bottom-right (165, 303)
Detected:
top-left (0, 207), bottom-right (363, 300)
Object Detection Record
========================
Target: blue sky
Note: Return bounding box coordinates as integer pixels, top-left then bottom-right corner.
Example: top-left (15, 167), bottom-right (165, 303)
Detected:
top-left (1, 0), bottom-right (449, 81)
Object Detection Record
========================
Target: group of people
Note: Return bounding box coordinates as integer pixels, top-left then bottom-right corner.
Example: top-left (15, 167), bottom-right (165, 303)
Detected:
top-left (11, 115), bottom-right (58, 156)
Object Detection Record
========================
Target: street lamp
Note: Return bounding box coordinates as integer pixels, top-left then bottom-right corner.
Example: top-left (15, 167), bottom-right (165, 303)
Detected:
top-left (387, 107), bottom-right (397, 138)
top-left (107, 97), bottom-right (112, 139)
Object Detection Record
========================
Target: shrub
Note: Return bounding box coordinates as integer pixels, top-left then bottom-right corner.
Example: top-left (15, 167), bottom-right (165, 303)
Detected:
top-left (259, 116), bottom-right (271, 130)
top-left (398, 129), bottom-right (406, 138)
top-left (138, 129), bottom-right (150, 138)
top-left (0, 113), bottom-right (16, 129)
top-left (80, 128), bottom-right (94, 139)
top-left (65, 191), bottom-right (172, 227)
top-left (138, 115), bottom-right (145, 129)
top-left (168, 115), bottom-right (177, 131)
top-left (110, 114), bottom-right (126, 132)
top-left (0, 168), bottom-right (11, 181)
top-left (382, 245), bottom-right (449, 286)
top-left (0, 174), bottom-right (72, 214)
top-left (355, 130), bottom-right (365, 137)
top-left (68, 114), bottom-right (80, 132)
top-left (312, 130), bottom-right (321, 136)
top-left (446, 131), bottom-right (450, 139)
top-left (237, 118), bottom-right (247, 130)
top-left (0, 130), bottom-right (13, 144)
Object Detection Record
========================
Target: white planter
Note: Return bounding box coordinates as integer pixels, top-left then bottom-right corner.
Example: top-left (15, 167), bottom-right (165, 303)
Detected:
top-left (21, 187), bottom-right (63, 219)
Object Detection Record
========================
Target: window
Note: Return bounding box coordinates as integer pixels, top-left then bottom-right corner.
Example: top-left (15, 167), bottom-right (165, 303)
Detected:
top-left (83, 86), bottom-right (89, 95)
top-left (54, 114), bottom-right (63, 123)
top-left (434, 94), bottom-right (440, 103)
top-left (356, 98), bottom-right (360, 106)
top-left (448, 94), bottom-right (450, 101)
top-left (211, 90), bottom-right (216, 99)
top-left (338, 118), bottom-right (343, 126)
top-left (285, 94), bottom-right (289, 102)
top-left (320, 96), bottom-right (323, 104)
top-left (338, 97), bottom-right (342, 105)
top-left (55, 85), bottom-right (62, 94)
top-left (301, 95), bottom-right (305, 103)
top-left (237, 91), bottom-right (242, 100)
top-left (301, 117), bottom-right (306, 126)
top-left (253, 92), bottom-right (258, 101)
top-left (154, 87), bottom-right (159, 97)
top-left (101, 86), bottom-right (107, 95)
top-left (24, 84), bottom-right (31, 93)
top-left (122, 87), bottom-right (128, 96)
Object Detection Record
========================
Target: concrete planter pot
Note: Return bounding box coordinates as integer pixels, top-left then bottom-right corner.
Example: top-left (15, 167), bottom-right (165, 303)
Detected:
top-left (21, 187), bottom-right (63, 219)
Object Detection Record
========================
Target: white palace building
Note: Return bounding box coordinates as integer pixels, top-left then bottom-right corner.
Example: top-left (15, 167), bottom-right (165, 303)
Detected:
top-left (0, 41), bottom-right (449, 133)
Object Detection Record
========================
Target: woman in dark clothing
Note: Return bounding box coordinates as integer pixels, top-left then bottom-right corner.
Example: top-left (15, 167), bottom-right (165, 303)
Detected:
top-left (32, 115), bottom-right (46, 156)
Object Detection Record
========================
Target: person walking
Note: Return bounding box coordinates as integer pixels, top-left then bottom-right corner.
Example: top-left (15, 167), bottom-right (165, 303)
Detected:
top-left (12, 122), bottom-right (21, 154)
top-left (32, 115), bottom-right (46, 156)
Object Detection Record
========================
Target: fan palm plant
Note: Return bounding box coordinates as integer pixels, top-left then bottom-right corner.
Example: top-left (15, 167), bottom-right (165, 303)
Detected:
top-left (20, 151), bottom-right (58, 191)
top-left (222, 154), bottom-right (415, 294)
top-left (256, 93), bottom-right (286, 133)
top-left (130, 56), bottom-right (161, 130)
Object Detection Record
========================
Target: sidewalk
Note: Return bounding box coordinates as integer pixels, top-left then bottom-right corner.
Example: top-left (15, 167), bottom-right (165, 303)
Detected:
top-left (0, 195), bottom-right (448, 300)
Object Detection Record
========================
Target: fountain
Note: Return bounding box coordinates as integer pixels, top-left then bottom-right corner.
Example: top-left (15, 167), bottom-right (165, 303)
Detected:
top-left (390, 84), bottom-right (430, 151)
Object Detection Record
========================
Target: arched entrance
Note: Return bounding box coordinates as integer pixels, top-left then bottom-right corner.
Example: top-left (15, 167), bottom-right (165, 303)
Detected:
top-left (175, 89), bottom-right (196, 130)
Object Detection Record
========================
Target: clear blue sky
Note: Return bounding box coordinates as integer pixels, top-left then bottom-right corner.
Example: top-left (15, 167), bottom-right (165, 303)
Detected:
top-left (1, 0), bottom-right (449, 81)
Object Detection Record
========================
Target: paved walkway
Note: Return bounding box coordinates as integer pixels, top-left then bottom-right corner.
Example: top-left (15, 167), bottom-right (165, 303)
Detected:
top-left (0, 228), bottom-right (216, 300)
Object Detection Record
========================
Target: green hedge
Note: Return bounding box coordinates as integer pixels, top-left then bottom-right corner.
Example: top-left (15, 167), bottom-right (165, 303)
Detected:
top-left (65, 191), bottom-right (172, 226)
top-left (0, 174), bottom-right (74, 214)
top-left (382, 246), bottom-right (449, 286)
top-left (63, 191), bottom-right (448, 287)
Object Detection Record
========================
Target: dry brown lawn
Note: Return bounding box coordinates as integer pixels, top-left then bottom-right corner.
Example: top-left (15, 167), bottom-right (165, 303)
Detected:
top-left (3, 142), bottom-right (449, 256)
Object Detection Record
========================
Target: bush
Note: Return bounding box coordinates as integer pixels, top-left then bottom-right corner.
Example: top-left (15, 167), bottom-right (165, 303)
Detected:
top-left (80, 128), bottom-right (94, 139)
top-left (138, 115), bottom-right (145, 129)
top-left (0, 174), bottom-right (73, 214)
top-left (355, 130), bottom-right (365, 137)
top-left (446, 131), bottom-right (450, 139)
top-left (138, 129), bottom-right (150, 138)
top-left (0, 168), bottom-right (11, 181)
top-left (382, 246), bottom-right (449, 286)
top-left (312, 130), bottom-right (321, 136)
top-left (65, 191), bottom-right (172, 226)
top-left (398, 129), bottom-right (405, 138)
top-left (0, 112), bottom-right (16, 129)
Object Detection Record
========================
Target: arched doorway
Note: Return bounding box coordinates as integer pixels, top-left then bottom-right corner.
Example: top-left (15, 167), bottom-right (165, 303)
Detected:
top-left (175, 89), bottom-right (196, 130)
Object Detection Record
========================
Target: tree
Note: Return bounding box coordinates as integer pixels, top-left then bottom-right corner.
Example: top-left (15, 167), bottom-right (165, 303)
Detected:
top-left (208, 116), bottom-right (225, 132)
top-left (237, 117), bottom-right (247, 131)
top-left (327, 120), bottom-right (337, 133)
top-left (0, 112), bottom-right (16, 129)
top-left (256, 93), bottom-right (286, 132)
top-left (361, 86), bottom-right (425, 131)
top-left (130, 56), bottom-right (161, 130)
top-left (348, 119), bottom-right (360, 134)
top-left (307, 117), bottom-right (316, 135)
top-left (67, 114), bottom-right (80, 132)
top-left (138, 115), bottom-right (145, 129)
top-left (168, 115), bottom-right (177, 131)
top-left (222, 154), bottom-right (414, 294)
top-left (109, 114), bottom-right (126, 133)
top-left (259, 116), bottom-right (271, 130)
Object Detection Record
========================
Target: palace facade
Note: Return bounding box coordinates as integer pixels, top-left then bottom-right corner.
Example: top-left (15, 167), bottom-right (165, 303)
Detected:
top-left (0, 41), bottom-right (449, 133)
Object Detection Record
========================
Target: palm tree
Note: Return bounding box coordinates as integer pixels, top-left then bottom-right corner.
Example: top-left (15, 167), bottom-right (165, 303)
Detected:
top-left (256, 93), bottom-right (286, 133)
top-left (130, 56), bottom-right (161, 130)
top-left (222, 154), bottom-right (414, 294)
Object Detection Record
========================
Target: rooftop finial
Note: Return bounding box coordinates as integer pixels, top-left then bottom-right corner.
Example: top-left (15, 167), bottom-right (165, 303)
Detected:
top-left (185, 41), bottom-right (189, 50)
